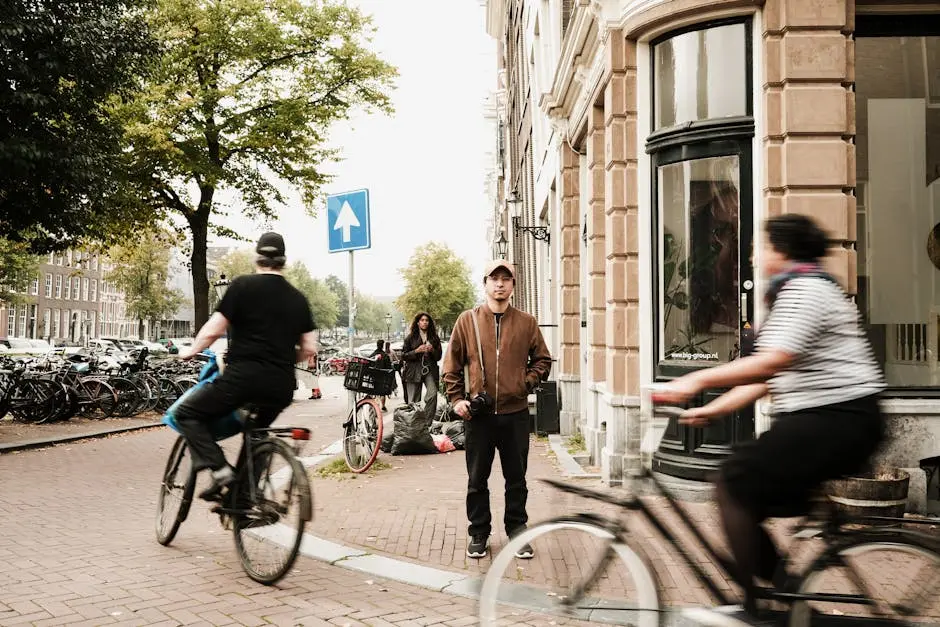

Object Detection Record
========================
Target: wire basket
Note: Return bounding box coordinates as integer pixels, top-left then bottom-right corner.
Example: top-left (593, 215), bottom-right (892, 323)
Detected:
top-left (343, 357), bottom-right (396, 396)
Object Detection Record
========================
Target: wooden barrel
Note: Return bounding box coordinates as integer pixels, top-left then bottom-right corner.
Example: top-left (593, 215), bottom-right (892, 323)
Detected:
top-left (827, 468), bottom-right (910, 522)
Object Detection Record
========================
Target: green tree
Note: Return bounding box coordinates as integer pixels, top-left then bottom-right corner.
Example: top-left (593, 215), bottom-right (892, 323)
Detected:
top-left (107, 230), bottom-right (186, 339)
top-left (354, 295), bottom-right (392, 336)
top-left (0, 0), bottom-right (156, 251)
top-left (284, 262), bottom-right (339, 329)
top-left (116, 0), bottom-right (397, 329)
top-left (0, 240), bottom-right (41, 306)
top-left (218, 249), bottom-right (256, 280)
top-left (396, 243), bottom-right (475, 334)
top-left (325, 274), bottom-right (349, 328)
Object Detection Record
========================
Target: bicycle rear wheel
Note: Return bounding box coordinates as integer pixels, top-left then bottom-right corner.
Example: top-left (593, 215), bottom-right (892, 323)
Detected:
top-left (343, 398), bottom-right (383, 473)
top-left (479, 518), bottom-right (661, 627)
top-left (231, 437), bottom-right (312, 585)
top-left (788, 532), bottom-right (940, 626)
top-left (155, 436), bottom-right (196, 546)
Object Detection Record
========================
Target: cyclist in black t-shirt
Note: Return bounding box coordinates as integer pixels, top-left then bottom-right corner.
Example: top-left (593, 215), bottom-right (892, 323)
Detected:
top-left (176, 232), bottom-right (318, 500)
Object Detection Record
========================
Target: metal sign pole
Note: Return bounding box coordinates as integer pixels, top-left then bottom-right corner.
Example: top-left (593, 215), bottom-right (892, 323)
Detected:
top-left (348, 250), bottom-right (355, 412)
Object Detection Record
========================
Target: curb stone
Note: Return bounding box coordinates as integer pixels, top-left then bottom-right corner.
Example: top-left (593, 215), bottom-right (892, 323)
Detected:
top-left (0, 422), bottom-right (164, 454)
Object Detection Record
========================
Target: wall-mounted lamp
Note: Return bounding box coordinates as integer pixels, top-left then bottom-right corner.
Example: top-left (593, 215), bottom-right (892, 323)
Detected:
top-left (495, 231), bottom-right (509, 258)
top-left (512, 216), bottom-right (550, 244)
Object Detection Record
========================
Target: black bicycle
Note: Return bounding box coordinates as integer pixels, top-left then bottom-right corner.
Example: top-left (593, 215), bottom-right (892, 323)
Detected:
top-left (479, 406), bottom-right (940, 626)
top-left (155, 410), bottom-right (313, 585)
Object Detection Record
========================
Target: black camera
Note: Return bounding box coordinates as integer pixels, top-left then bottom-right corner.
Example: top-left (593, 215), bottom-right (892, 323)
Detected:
top-left (468, 391), bottom-right (495, 417)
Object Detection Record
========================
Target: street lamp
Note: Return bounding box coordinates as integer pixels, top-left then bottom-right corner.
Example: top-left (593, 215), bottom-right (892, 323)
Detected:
top-left (213, 273), bottom-right (231, 300)
top-left (495, 231), bottom-right (509, 259)
top-left (384, 312), bottom-right (392, 340)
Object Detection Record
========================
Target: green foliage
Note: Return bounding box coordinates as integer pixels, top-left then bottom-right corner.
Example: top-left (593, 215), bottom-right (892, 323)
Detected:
top-left (284, 262), bottom-right (339, 329)
top-left (106, 230), bottom-right (186, 338)
top-left (354, 295), bottom-right (392, 336)
top-left (218, 249), bottom-right (256, 280)
top-left (0, 240), bottom-right (41, 306)
top-left (0, 0), bottom-right (157, 251)
top-left (115, 0), bottom-right (397, 329)
top-left (324, 274), bottom-right (349, 328)
top-left (396, 243), bottom-right (476, 333)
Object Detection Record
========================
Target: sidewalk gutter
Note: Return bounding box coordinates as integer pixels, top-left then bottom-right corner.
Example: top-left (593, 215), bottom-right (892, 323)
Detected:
top-left (0, 422), bottom-right (163, 454)
top-left (548, 433), bottom-right (601, 478)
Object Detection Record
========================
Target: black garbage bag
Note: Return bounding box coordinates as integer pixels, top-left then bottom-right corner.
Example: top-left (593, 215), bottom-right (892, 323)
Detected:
top-left (390, 400), bottom-right (437, 455)
top-left (442, 420), bottom-right (466, 450)
top-left (430, 420), bottom-right (444, 435)
top-left (380, 430), bottom-right (395, 454)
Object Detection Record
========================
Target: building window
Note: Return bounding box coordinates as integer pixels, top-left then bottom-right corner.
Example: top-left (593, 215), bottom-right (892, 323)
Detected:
top-left (64, 277), bottom-right (71, 300)
top-left (91, 255), bottom-right (98, 271)
top-left (55, 253), bottom-right (63, 266)
top-left (8, 307), bottom-right (15, 337)
top-left (18, 305), bottom-right (27, 338)
top-left (73, 277), bottom-right (80, 301)
top-left (90, 279), bottom-right (97, 303)
top-left (55, 275), bottom-right (62, 299)
top-left (82, 278), bottom-right (89, 301)
top-left (650, 19), bottom-right (753, 377)
top-left (61, 310), bottom-right (70, 338)
top-left (42, 309), bottom-right (50, 339)
top-left (654, 22), bottom-right (749, 130)
top-left (52, 309), bottom-right (60, 338)
top-left (44, 274), bottom-right (52, 298)
top-left (855, 18), bottom-right (940, 389)
top-left (30, 278), bottom-right (38, 296)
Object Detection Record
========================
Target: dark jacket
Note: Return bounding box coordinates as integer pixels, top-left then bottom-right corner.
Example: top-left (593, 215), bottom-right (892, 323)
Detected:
top-left (442, 304), bottom-right (552, 415)
top-left (401, 333), bottom-right (442, 383)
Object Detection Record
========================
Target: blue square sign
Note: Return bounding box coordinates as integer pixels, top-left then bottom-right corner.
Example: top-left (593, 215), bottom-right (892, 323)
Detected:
top-left (327, 189), bottom-right (371, 253)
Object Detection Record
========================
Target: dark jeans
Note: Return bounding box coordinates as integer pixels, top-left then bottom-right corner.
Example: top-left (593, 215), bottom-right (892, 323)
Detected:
top-left (174, 364), bottom-right (291, 472)
top-left (465, 408), bottom-right (530, 538)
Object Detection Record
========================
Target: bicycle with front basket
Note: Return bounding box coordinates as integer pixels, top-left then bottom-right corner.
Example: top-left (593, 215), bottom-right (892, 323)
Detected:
top-left (341, 356), bottom-right (395, 473)
top-left (479, 405), bottom-right (940, 626)
top-left (155, 407), bottom-right (313, 585)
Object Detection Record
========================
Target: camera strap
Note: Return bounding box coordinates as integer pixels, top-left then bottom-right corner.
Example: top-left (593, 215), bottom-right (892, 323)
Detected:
top-left (463, 307), bottom-right (486, 394)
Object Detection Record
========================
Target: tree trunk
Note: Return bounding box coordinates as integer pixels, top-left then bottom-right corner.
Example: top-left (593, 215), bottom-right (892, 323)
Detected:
top-left (138, 318), bottom-right (145, 340)
top-left (190, 216), bottom-right (210, 330)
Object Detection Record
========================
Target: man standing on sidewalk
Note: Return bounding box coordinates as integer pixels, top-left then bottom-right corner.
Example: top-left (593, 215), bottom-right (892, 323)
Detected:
top-left (443, 260), bottom-right (552, 559)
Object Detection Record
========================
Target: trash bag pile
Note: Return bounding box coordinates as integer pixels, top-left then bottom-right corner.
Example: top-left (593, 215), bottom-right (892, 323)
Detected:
top-left (380, 399), bottom-right (466, 456)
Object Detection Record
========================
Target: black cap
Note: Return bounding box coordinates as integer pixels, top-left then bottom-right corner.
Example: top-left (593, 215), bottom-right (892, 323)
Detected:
top-left (256, 232), bottom-right (285, 257)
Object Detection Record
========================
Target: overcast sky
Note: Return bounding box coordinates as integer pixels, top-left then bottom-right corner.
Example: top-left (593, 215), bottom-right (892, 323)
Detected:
top-left (212, 0), bottom-right (496, 300)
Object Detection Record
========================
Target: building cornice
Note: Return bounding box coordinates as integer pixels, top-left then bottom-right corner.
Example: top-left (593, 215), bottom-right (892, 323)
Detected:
top-left (540, 1), bottom-right (597, 122)
top-left (485, 0), bottom-right (506, 39)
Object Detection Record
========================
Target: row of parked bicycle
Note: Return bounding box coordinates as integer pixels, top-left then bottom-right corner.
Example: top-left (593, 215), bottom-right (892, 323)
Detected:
top-left (0, 347), bottom-right (204, 424)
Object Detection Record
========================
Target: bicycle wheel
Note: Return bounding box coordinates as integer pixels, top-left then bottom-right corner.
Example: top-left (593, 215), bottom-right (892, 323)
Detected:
top-left (231, 437), bottom-right (312, 585)
top-left (8, 379), bottom-right (60, 424)
top-left (155, 436), bottom-right (196, 546)
top-left (788, 532), bottom-right (940, 626)
top-left (343, 397), bottom-right (383, 473)
top-left (108, 377), bottom-right (142, 417)
top-left (479, 518), bottom-right (661, 627)
top-left (78, 378), bottom-right (118, 418)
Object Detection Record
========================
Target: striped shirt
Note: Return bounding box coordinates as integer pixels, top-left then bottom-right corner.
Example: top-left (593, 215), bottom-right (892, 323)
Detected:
top-left (755, 276), bottom-right (885, 414)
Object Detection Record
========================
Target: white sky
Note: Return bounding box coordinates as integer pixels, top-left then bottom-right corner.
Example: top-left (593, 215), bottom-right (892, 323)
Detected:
top-left (212, 0), bottom-right (497, 300)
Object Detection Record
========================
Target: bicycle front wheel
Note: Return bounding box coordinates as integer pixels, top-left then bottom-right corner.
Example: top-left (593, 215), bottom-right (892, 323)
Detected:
top-left (343, 398), bottom-right (383, 473)
top-left (232, 437), bottom-right (313, 585)
top-left (155, 436), bottom-right (196, 546)
top-left (479, 517), bottom-right (661, 627)
top-left (789, 532), bottom-right (940, 626)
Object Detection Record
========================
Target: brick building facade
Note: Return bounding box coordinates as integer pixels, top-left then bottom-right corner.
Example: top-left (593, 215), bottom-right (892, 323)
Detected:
top-left (486, 0), bottom-right (940, 507)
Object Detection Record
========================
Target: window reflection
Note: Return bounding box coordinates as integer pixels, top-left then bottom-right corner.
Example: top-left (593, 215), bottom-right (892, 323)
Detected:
top-left (659, 156), bottom-right (740, 363)
top-left (654, 23), bottom-right (748, 129)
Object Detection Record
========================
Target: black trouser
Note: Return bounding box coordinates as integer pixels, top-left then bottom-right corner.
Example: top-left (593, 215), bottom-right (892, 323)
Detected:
top-left (465, 408), bottom-right (530, 538)
top-left (174, 364), bottom-right (292, 472)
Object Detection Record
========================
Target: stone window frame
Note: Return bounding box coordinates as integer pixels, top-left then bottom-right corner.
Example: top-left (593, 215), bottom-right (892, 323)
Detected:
top-left (647, 17), bottom-right (755, 380)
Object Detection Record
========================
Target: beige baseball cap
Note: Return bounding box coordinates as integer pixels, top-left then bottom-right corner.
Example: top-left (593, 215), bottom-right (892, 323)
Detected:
top-left (483, 259), bottom-right (515, 279)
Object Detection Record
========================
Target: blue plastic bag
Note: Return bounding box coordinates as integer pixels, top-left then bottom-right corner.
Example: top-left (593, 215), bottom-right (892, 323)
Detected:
top-left (162, 351), bottom-right (245, 441)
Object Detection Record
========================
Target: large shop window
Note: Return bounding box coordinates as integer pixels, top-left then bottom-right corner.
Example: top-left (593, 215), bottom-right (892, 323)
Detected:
top-left (856, 17), bottom-right (940, 389)
top-left (649, 20), bottom-right (753, 378)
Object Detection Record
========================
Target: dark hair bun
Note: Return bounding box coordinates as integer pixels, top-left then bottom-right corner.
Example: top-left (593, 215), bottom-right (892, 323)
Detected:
top-left (766, 214), bottom-right (829, 262)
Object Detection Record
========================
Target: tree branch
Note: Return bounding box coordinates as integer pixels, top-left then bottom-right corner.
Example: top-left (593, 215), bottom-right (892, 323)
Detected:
top-left (235, 47), bottom-right (323, 87)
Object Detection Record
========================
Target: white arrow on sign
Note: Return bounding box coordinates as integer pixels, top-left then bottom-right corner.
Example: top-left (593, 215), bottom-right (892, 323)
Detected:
top-left (333, 200), bottom-right (360, 243)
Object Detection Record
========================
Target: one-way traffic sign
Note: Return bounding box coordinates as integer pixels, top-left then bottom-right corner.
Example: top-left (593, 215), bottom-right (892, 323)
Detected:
top-left (327, 189), bottom-right (371, 253)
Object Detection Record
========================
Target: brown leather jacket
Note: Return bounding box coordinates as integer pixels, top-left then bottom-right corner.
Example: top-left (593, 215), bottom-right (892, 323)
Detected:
top-left (443, 304), bottom-right (552, 415)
